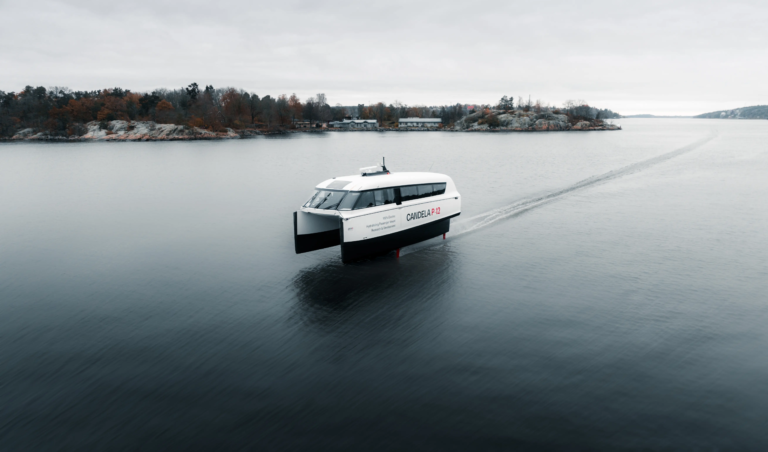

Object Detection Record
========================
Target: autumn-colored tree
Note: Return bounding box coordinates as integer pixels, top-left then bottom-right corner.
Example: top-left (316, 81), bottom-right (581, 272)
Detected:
top-left (406, 107), bottom-right (422, 117)
top-left (101, 95), bottom-right (128, 120)
top-left (47, 105), bottom-right (71, 132)
top-left (366, 102), bottom-right (388, 122)
top-left (221, 88), bottom-right (248, 127)
top-left (97, 108), bottom-right (116, 121)
top-left (48, 106), bottom-right (68, 121)
top-left (156, 99), bottom-right (174, 111)
top-left (357, 105), bottom-right (376, 119)
top-left (288, 93), bottom-right (302, 122)
top-left (155, 99), bottom-right (175, 123)
top-left (188, 116), bottom-right (205, 128)
top-left (67, 98), bottom-right (95, 122)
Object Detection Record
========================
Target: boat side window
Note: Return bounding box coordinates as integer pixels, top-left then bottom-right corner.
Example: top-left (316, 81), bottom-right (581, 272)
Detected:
top-left (354, 191), bottom-right (375, 209)
top-left (373, 189), bottom-right (384, 206)
top-left (338, 192), bottom-right (360, 210)
top-left (400, 185), bottom-right (419, 202)
top-left (398, 183), bottom-right (446, 202)
top-left (354, 189), bottom-right (397, 209)
top-left (417, 184), bottom-right (434, 197)
top-left (380, 188), bottom-right (396, 205)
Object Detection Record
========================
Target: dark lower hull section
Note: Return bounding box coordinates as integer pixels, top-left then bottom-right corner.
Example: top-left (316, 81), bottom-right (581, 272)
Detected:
top-left (294, 212), bottom-right (341, 254)
top-left (340, 215), bottom-right (456, 263)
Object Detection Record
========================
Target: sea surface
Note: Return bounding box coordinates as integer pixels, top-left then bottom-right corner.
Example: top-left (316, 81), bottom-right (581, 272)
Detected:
top-left (1, 119), bottom-right (767, 451)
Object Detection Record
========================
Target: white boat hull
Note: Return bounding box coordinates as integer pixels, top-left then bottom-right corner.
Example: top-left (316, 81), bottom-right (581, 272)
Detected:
top-left (295, 195), bottom-right (460, 262)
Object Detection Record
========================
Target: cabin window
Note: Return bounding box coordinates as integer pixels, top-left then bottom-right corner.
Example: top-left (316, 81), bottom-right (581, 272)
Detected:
top-left (417, 184), bottom-right (434, 197)
top-left (347, 184), bottom-right (446, 210)
top-left (304, 189), bottom-right (348, 210)
top-left (400, 186), bottom-right (419, 202)
top-left (351, 188), bottom-right (397, 210)
top-left (373, 190), bottom-right (384, 206)
top-left (354, 191), bottom-right (376, 209)
top-left (398, 183), bottom-right (447, 202)
top-left (337, 192), bottom-right (360, 210)
top-left (375, 188), bottom-right (397, 206)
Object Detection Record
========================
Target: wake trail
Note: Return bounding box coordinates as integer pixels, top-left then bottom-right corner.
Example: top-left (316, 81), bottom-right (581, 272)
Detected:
top-left (401, 131), bottom-right (718, 255)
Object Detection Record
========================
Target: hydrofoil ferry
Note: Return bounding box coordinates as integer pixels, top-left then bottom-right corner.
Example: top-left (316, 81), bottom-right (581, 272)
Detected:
top-left (294, 160), bottom-right (461, 263)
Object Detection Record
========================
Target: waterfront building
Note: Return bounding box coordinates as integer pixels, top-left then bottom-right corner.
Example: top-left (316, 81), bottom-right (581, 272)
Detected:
top-left (329, 119), bottom-right (378, 129)
top-left (398, 118), bottom-right (442, 128)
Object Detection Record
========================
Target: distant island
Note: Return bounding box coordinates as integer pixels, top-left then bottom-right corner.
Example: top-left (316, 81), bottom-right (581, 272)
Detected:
top-left (1, 84), bottom-right (621, 141)
top-left (620, 107), bottom-right (768, 120)
top-left (453, 108), bottom-right (620, 131)
top-left (694, 105), bottom-right (768, 120)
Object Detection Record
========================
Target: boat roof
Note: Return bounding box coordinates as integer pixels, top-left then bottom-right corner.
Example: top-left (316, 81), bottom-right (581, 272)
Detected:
top-left (316, 172), bottom-right (452, 191)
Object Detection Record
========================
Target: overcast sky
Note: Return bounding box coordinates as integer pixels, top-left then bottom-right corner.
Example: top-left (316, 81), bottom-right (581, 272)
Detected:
top-left (1, 0), bottom-right (766, 115)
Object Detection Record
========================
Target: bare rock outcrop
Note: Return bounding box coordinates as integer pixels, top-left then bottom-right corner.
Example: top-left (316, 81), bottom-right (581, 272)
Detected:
top-left (498, 112), bottom-right (534, 129)
top-left (7, 120), bottom-right (260, 141)
top-left (534, 119), bottom-right (568, 131)
top-left (83, 121), bottom-right (237, 140)
top-left (11, 128), bottom-right (38, 139)
top-left (456, 110), bottom-right (571, 131)
top-left (571, 121), bottom-right (592, 130)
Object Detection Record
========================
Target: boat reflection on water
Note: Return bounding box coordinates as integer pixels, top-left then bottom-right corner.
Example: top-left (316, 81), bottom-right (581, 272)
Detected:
top-left (290, 247), bottom-right (459, 331)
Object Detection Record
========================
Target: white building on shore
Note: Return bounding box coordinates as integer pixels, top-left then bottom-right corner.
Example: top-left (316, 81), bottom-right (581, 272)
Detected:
top-left (398, 118), bottom-right (442, 128)
top-left (329, 119), bottom-right (378, 129)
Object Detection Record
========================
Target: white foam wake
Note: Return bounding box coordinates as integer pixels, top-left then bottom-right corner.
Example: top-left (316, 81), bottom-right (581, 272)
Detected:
top-left (401, 132), bottom-right (718, 255)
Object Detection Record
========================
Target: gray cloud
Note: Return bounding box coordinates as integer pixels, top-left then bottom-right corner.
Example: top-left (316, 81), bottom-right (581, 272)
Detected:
top-left (1, 0), bottom-right (766, 114)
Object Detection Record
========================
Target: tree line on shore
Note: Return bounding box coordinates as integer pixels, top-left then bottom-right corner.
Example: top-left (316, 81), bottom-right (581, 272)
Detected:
top-left (0, 83), bottom-right (620, 137)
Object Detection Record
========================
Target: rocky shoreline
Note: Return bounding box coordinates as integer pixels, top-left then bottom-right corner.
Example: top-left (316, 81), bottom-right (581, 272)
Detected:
top-left (7, 120), bottom-right (259, 142)
top-left (4, 115), bottom-right (619, 142)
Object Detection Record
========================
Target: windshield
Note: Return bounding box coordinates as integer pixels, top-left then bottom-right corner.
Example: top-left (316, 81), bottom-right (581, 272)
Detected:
top-left (303, 189), bottom-right (348, 210)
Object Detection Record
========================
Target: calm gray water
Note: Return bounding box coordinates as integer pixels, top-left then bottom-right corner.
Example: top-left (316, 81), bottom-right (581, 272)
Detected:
top-left (2, 119), bottom-right (767, 450)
